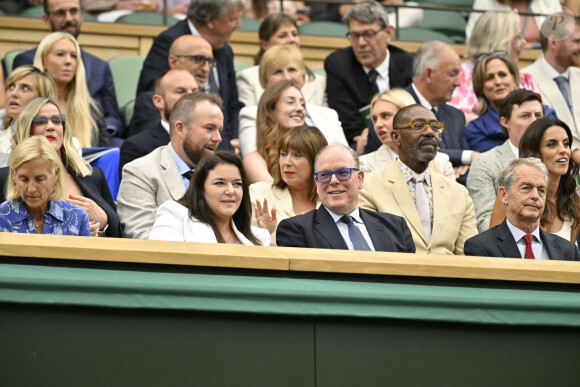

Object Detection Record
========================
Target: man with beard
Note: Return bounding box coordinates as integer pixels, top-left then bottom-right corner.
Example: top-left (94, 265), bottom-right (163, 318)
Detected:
top-left (126, 35), bottom-right (212, 138)
top-left (117, 92), bottom-right (223, 239)
top-left (465, 158), bottom-right (579, 260)
top-left (13, 0), bottom-right (122, 140)
top-left (118, 69), bottom-right (198, 174)
top-left (359, 104), bottom-right (477, 255)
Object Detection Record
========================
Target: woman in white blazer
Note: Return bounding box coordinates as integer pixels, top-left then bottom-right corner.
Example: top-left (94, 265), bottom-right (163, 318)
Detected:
top-left (149, 151), bottom-right (270, 245)
top-left (236, 13), bottom-right (327, 107)
top-left (359, 89), bottom-right (455, 180)
top-left (250, 126), bottom-right (327, 245)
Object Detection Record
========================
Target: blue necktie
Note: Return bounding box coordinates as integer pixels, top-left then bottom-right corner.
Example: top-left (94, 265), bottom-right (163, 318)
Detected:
top-left (368, 69), bottom-right (379, 96)
top-left (340, 215), bottom-right (371, 251)
top-left (554, 76), bottom-right (572, 111)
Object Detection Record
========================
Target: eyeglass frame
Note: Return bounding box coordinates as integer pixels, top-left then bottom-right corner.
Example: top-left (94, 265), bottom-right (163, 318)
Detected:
top-left (47, 7), bottom-right (82, 19)
top-left (175, 55), bottom-right (217, 67)
top-left (345, 28), bottom-right (385, 43)
top-left (314, 168), bottom-right (359, 183)
top-left (32, 114), bottom-right (66, 127)
top-left (396, 120), bottom-right (445, 133)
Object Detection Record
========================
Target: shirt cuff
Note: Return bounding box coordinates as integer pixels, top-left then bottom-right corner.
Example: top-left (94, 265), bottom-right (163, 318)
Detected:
top-left (461, 150), bottom-right (473, 165)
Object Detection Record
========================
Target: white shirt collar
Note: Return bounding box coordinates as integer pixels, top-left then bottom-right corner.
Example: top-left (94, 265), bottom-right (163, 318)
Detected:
top-left (161, 119), bottom-right (170, 135)
top-left (187, 19), bottom-right (200, 37)
top-left (326, 206), bottom-right (363, 225)
top-left (363, 49), bottom-right (390, 79)
top-left (411, 83), bottom-right (434, 110)
top-left (540, 54), bottom-right (570, 79)
top-left (508, 140), bottom-right (519, 158)
top-left (506, 218), bottom-right (541, 242)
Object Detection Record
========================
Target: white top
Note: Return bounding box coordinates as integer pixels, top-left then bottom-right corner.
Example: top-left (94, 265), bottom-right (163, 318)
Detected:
top-left (149, 200), bottom-right (271, 246)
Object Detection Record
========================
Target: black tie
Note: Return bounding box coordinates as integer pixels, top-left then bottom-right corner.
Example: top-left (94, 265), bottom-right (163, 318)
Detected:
top-left (182, 170), bottom-right (194, 181)
top-left (368, 69), bottom-right (379, 96)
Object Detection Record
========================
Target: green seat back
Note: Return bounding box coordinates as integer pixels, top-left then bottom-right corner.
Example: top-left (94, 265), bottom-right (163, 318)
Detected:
top-left (18, 6), bottom-right (44, 17)
top-left (2, 49), bottom-right (25, 80)
top-left (299, 21), bottom-right (348, 38)
top-left (238, 17), bottom-right (261, 32)
top-left (395, 27), bottom-right (454, 44)
top-left (116, 12), bottom-right (179, 26)
top-left (234, 60), bottom-right (252, 73)
top-left (108, 56), bottom-right (144, 112)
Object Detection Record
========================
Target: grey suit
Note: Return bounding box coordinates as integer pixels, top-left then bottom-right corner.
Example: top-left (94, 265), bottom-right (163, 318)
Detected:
top-left (466, 140), bottom-right (515, 232)
top-left (522, 56), bottom-right (580, 149)
top-left (117, 145), bottom-right (186, 239)
top-left (465, 219), bottom-right (580, 261)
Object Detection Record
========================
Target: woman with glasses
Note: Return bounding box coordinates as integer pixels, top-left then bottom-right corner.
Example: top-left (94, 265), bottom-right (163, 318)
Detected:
top-left (489, 118), bottom-right (580, 242)
top-left (250, 125), bottom-right (327, 245)
top-left (33, 32), bottom-right (109, 147)
top-left (466, 53), bottom-right (556, 153)
top-left (236, 13), bottom-right (326, 107)
top-left (359, 88), bottom-right (454, 179)
top-left (450, 11), bottom-right (541, 120)
top-left (240, 72), bottom-right (347, 183)
top-left (0, 97), bottom-right (121, 237)
top-left (0, 136), bottom-right (90, 236)
top-left (149, 151), bottom-right (270, 245)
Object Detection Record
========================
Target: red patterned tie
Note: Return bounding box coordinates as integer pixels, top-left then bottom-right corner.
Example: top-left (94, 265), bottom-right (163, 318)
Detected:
top-left (523, 234), bottom-right (535, 259)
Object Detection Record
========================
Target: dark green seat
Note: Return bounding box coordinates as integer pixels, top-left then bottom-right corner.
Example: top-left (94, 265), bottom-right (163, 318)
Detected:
top-left (2, 49), bottom-right (25, 80)
top-left (234, 60), bottom-right (252, 73)
top-left (395, 27), bottom-right (454, 44)
top-left (18, 6), bottom-right (44, 17)
top-left (299, 21), bottom-right (348, 38)
top-left (238, 17), bottom-right (261, 32)
top-left (421, 9), bottom-right (467, 44)
top-left (115, 12), bottom-right (179, 26)
top-left (108, 56), bottom-right (144, 119)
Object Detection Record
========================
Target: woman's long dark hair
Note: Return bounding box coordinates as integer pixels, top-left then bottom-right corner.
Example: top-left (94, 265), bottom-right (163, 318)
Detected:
top-left (178, 151), bottom-right (262, 245)
top-left (519, 117), bottom-right (580, 230)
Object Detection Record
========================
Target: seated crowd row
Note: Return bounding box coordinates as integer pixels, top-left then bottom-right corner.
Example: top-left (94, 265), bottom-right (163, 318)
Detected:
top-left (1, 0), bottom-right (580, 261)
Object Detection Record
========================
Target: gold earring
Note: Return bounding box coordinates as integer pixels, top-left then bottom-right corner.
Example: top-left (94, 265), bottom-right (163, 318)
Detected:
top-left (53, 184), bottom-right (56, 192)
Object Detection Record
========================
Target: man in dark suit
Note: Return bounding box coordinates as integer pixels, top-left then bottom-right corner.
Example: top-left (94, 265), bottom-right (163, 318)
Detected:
top-left (405, 40), bottom-right (478, 185)
top-left (464, 158), bottom-right (580, 260)
top-left (13, 0), bottom-right (122, 140)
top-left (126, 35), bottom-right (211, 138)
top-left (324, 1), bottom-right (413, 153)
top-left (135, 0), bottom-right (244, 150)
top-left (276, 144), bottom-right (416, 253)
top-left (119, 69), bottom-right (198, 175)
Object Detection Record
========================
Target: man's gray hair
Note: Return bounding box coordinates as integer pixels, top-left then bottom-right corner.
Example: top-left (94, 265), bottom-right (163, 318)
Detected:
top-left (342, 1), bottom-right (389, 29)
top-left (188, 0), bottom-right (244, 25)
top-left (314, 144), bottom-right (360, 171)
top-left (497, 157), bottom-right (549, 192)
top-left (412, 40), bottom-right (451, 79)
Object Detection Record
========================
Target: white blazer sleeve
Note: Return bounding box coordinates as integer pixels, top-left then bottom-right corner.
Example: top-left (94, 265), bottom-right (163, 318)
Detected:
top-left (148, 200), bottom-right (189, 241)
top-left (238, 106), bottom-right (258, 157)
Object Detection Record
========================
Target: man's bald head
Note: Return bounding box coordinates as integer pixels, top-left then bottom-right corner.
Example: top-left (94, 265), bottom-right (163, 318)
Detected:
top-left (168, 35), bottom-right (215, 90)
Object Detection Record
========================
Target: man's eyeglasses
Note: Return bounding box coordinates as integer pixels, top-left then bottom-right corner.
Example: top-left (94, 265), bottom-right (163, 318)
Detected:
top-left (175, 55), bottom-right (217, 67)
top-left (48, 7), bottom-right (80, 18)
top-left (314, 168), bottom-right (359, 183)
top-left (32, 115), bottom-right (66, 127)
top-left (345, 28), bottom-right (384, 43)
top-left (396, 120), bottom-right (445, 133)
top-left (475, 50), bottom-right (508, 61)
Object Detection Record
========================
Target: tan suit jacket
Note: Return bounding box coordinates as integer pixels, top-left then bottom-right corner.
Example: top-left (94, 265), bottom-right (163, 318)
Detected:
top-left (117, 145), bottom-right (185, 239)
top-left (358, 161), bottom-right (478, 255)
top-left (236, 65), bottom-right (327, 107)
top-left (249, 181), bottom-right (320, 245)
top-left (521, 56), bottom-right (580, 149)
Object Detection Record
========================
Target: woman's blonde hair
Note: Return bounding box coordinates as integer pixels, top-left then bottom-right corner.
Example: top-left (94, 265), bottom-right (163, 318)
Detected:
top-left (472, 53), bottom-right (520, 115)
top-left (33, 32), bottom-right (98, 147)
top-left (466, 11), bottom-right (520, 59)
top-left (258, 45), bottom-right (306, 89)
top-left (2, 65), bottom-right (57, 130)
top-left (12, 97), bottom-right (91, 176)
top-left (256, 79), bottom-right (302, 177)
top-left (7, 135), bottom-right (66, 201)
top-left (272, 125), bottom-right (328, 202)
top-left (370, 88), bottom-right (416, 111)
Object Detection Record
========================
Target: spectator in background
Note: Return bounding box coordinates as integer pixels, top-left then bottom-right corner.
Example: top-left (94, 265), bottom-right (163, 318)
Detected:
top-left (0, 97), bottom-right (121, 237)
top-left (126, 35), bottom-right (207, 138)
top-left (0, 136), bottom-right (91, 236)
top-left (119, 69), bottom-right (198, 174)
top-left (450, 11), bottom-right (540, 120)
top-left (236, 13), bottom-right (326, 107)
top-left (13, 0), bottom-right (122, 140)
top-left (33, 32), bottom-right (109, 147)
top-left (136, 0), bottom-right (244, 151)
top-left (324, 1), bottom-right (413, 153)
top-left (243, 0), bottom-right (310, 24)
top-left (466, 0), bottom-right (562, 49)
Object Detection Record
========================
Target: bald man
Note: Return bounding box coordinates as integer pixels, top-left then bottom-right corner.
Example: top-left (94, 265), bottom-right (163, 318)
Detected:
top-left (127, 36), bottom-right (211, 138)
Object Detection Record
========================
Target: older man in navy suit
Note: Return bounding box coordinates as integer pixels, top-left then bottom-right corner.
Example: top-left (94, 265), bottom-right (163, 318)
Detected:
top-left (276, 144), bottom-right (416, 253)
top-left (13, 0), bottom-right (122, 139)
top-left (136, 0), bottom-right (244, 151)
top-left (465, 158), bottom-right (580, 260)
top-left (404, 41), bottom-right (478, 185)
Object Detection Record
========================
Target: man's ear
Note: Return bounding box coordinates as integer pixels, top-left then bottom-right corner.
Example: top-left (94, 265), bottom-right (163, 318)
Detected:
top-left (499, 186), bottom-right (509, 206)
top-left (42, 13), bottom-right (50, 27)
top-left (205, 14), bottom-right (214, 29)
top-left (357, 170), bottom-right (365, 190)
top-left (152, 93), bottom-right (164, 111)
top-left (168, 55), bottom-right (178, 68)
top-left (391, 129), bottom-right (401, 147)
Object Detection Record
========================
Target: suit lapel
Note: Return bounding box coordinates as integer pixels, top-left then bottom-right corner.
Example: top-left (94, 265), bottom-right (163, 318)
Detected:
top-left (360, 210), bottom-right (387, 251)
top-left (160, 146), bottom-right (186, 201)
top-left (429, 173), bottom-right (446, 247)
top-left (540, 228), bottom-right (562, 260)
top-left (496, 220), bottom-right (522, 258)
top-left (314, 207), bottom-right (348, 249)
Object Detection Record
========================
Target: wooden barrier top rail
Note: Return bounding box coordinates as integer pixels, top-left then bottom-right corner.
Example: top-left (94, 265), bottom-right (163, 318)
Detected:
top-left (1, 232), bottom-right (579, 284)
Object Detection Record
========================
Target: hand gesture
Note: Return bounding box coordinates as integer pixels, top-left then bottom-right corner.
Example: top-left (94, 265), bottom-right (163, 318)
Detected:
top-left (67, 195), bottom-right (108, 231)
top-left (255, 198), bottom-right (277, 234)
